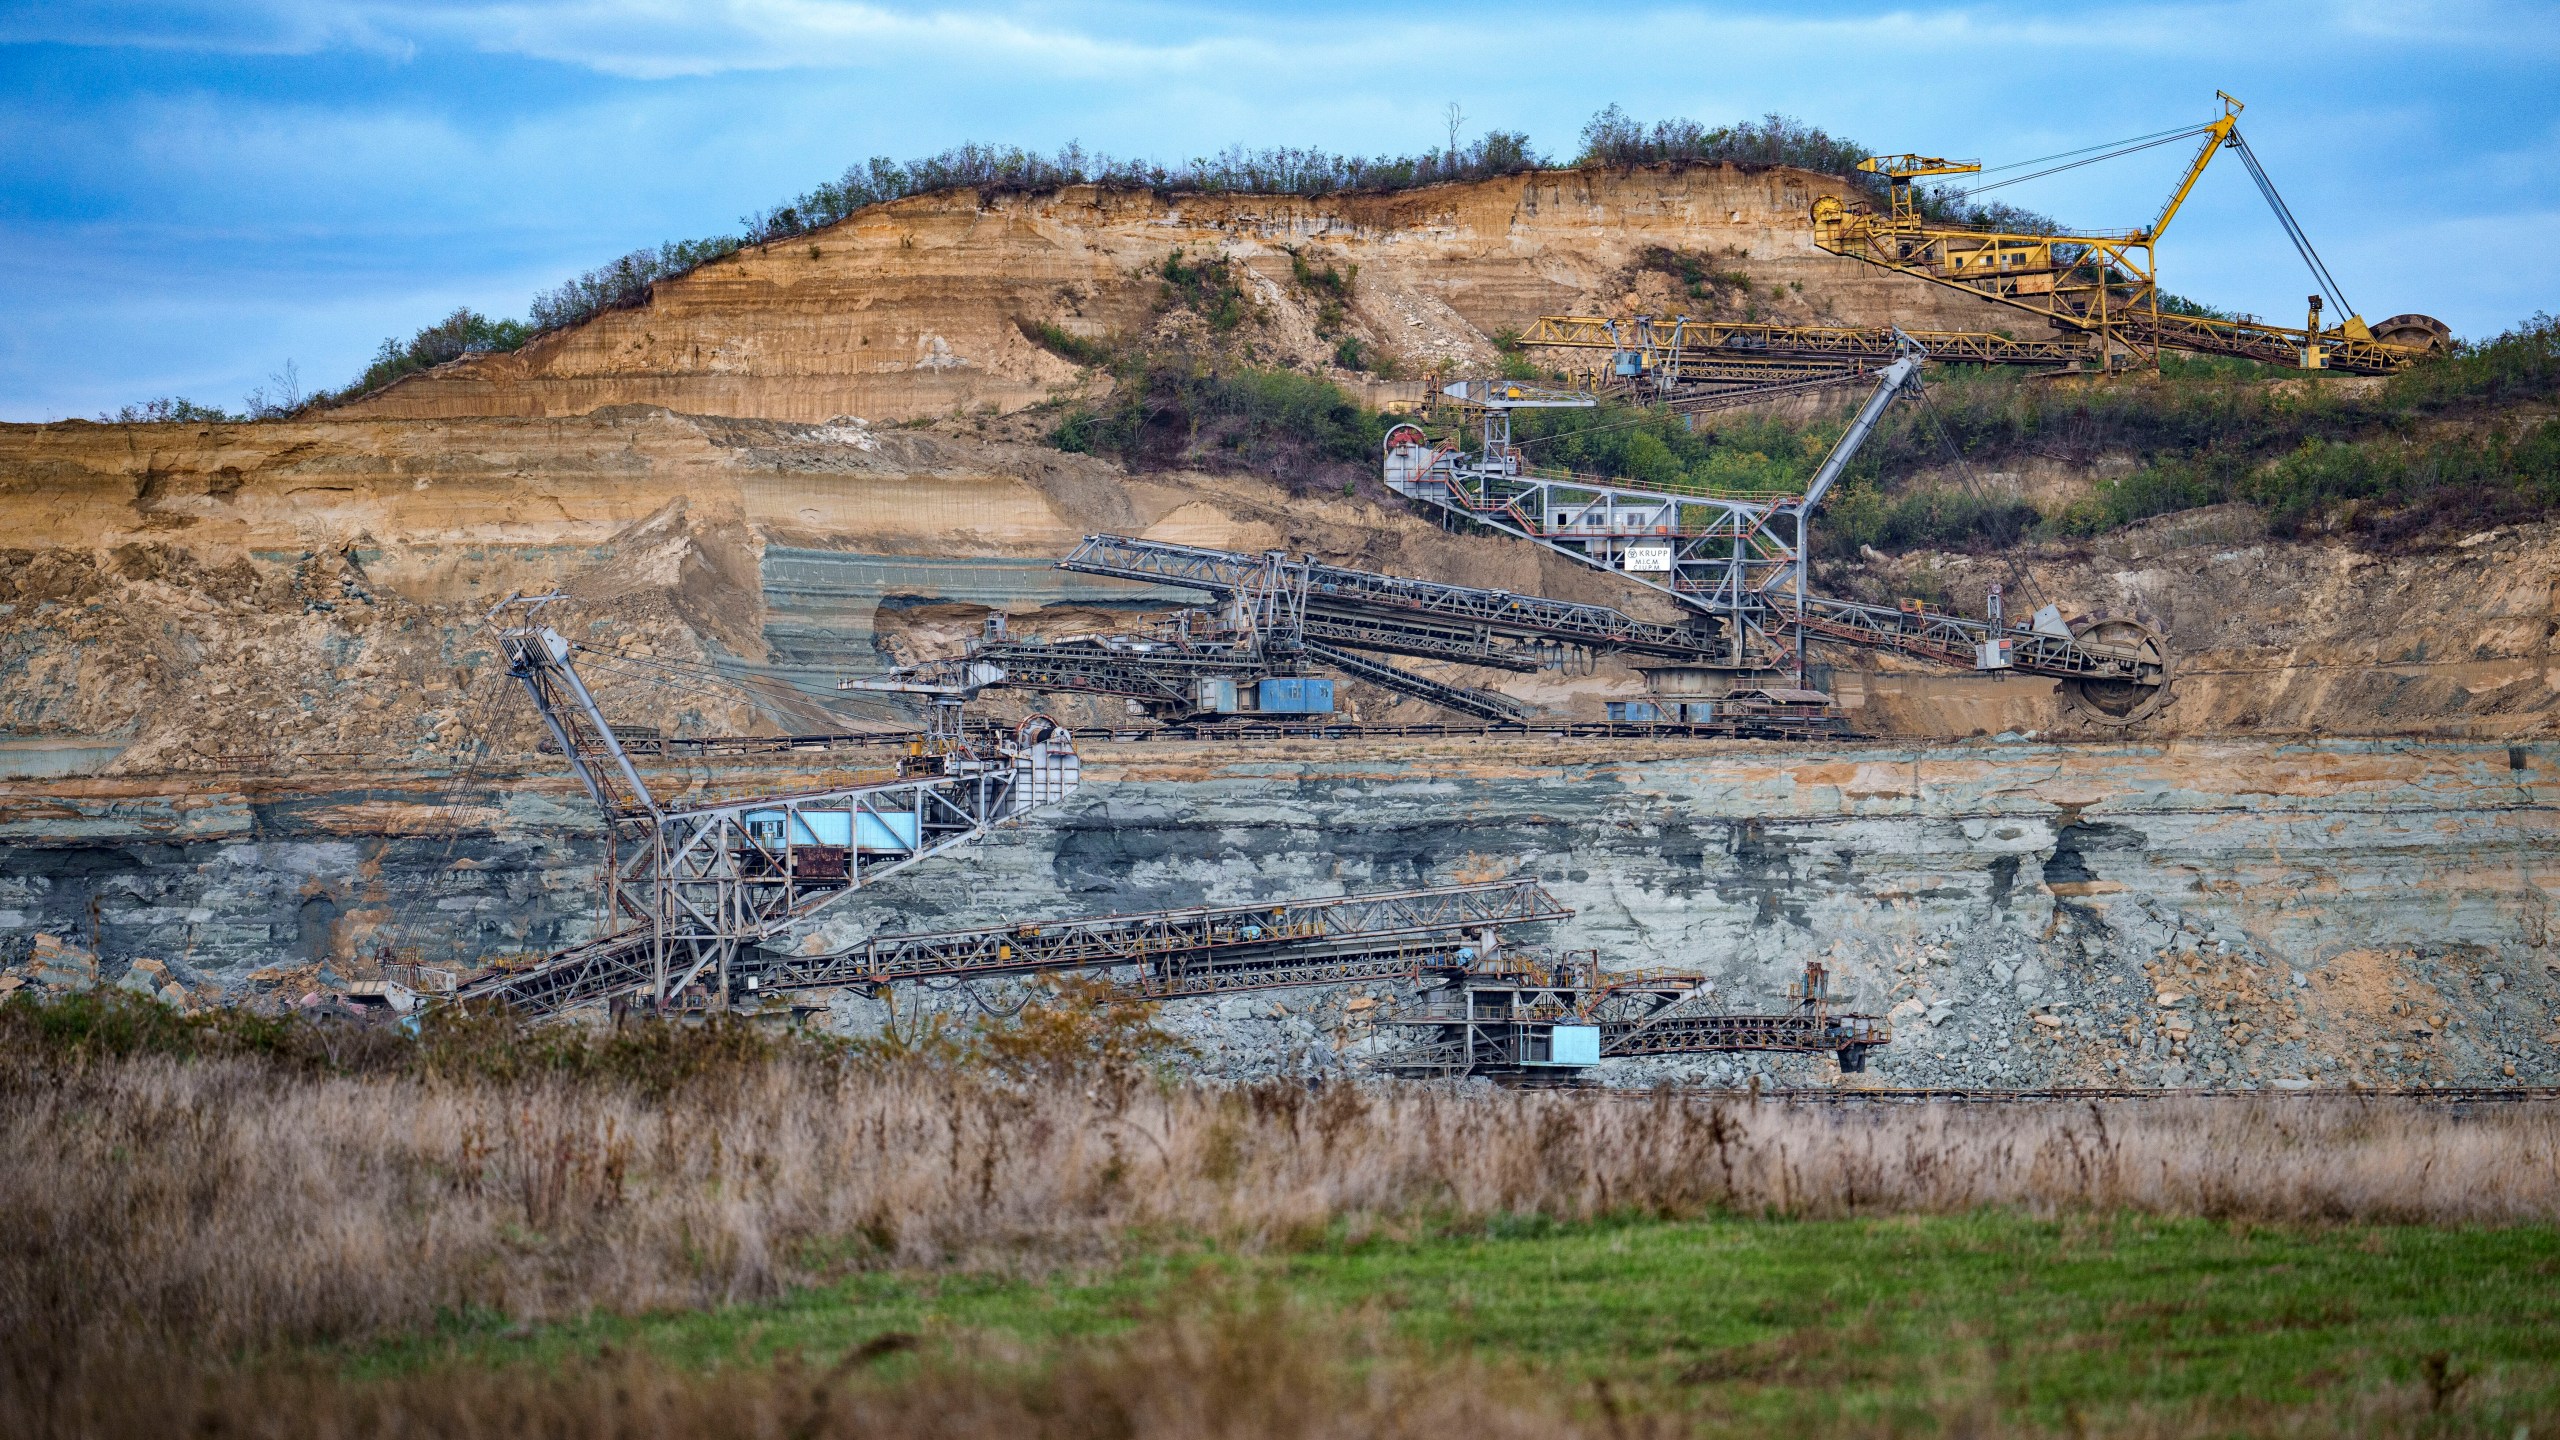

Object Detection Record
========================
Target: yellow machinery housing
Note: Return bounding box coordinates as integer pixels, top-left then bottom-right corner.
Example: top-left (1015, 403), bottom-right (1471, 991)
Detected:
top-left (1808, 93), bottom-right (2446, 374)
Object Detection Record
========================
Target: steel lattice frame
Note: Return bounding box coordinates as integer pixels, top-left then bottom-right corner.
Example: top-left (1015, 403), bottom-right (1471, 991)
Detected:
top-left (1295, 613), bottom-right (1550, 672)
top-left (1371, 960), bottom-right (1891, 1078)
top-left (1806, 106), bottom-right (2435, 376)
top-left (1059, 533), bottom-right (1727, 660)
top-left (467, 879), bottom-right (1575, 1018)
top-left (753, 880), bottom-right (1570, 991)
top-left (867, 542), bottom-right (1555, 721)
top-left (1383, 371), bottom-right (2167, 689)
top-left (1299, 641), bottom-right (1524, 720)
top-left (1519, 314), bottom-right (2087, 375)
top-left (456, 755), bottom-right (1083, 1013)
top-left (941, 638), bottom-right (1266, 706)
top-left (462, 600), bottom-right (1083, 1014)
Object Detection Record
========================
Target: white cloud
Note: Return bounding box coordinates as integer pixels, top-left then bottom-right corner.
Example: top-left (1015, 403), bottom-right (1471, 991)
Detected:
top-left (0, 1), bottom-right (418, 59)
top-left (5, 0), bottom-right (2556, 414)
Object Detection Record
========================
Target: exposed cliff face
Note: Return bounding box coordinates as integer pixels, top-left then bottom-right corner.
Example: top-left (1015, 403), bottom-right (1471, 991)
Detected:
top-left (5, 140), bottom-right (2549, 1092)
top-left (1841, 504), bottom-right (2560, 740)
top-left (3, 401), bottom-right (2554, 1087)
top-left (4, 738), bottom-right (2552, 1090)
top-left (3, 410), bottom-right (2553, 783)
top-left (330, 166), bottom-right (2067, 425)
top-left (0, 409), bottom-right (1674, 774)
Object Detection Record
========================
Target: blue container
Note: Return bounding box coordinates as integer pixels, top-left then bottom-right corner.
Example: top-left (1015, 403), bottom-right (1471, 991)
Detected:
top-left (1544, 1025), bottom-right (1601, 1066)
top-left (741, 808), bottom-right (914, 851)
top-left (1257, 677), bottom-right (1335, 714)
top-left (853, 812), bottom-right (922, 852)
top-left (1607, 701), bottom-right (1665, 723)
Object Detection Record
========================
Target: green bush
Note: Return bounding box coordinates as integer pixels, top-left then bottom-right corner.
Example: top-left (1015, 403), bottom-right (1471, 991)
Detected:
top-left (1491, 320), bottom-right (2560, 552)
top-left (1053, 393), bottom-right (1146, 456)
top-left (0, 982), bottom-right (1211, 1098)
top-left (2385, 312), bottom-right (2560, 412)
top-left (1508, 402), bottom-right (1832, 496)
top-left (739, 132), bottom-right (1546, 250)
top-left (1575, 107), bottom-right (2060, 232)
top-left (2038, 421), bottom-right (2560, 542)
top-left (526, 238), bottom-right (739, 332)
top-left (2156, 291), bottom-right (2240, 321)
top-left (1018, 318), bottom-right (1117, 368)
top-left (0, 988), bottom-right (399, 1075)
top-left (1824, 486), bottom-right (2045, 555)
top-left (2045, 461), bottom-right (2227, 537)
top-left (1287, 248), bottom-right (1356, 303)
top-left (338, 307), bottom-right (535, 401)
top-left (0, 988), bottom-right (825, 1098)
top-left (1632, 245), bottom-right (1754, 306)
top-left (2249, 422), bottom-right (2560, 537)
top-left (94, 397), bottom-right (239, 424)
top-left (1053, 360), bottom-right (1386, 487)
top-left (1286, 252), bottom-right (1357, 337)
top-left (1159, 248), bottom-right (1255, 332)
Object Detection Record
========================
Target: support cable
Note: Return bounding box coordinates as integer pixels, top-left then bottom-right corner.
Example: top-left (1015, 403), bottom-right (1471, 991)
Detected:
top-left (1963, 122), bottom-right (2216, 178)
top-left (572, 644), bottom-right (880, 713)
top-left (1910, 383), bottom-right (2046, 615)
top-left (1939, 127), bottom-right (2212, 202)
top-left (966, 981), bottom-right (1034, 1020)
top-left (570, 644), bottom-right (912, 726)
top-left (2228, 133), bottom-right (2355, 318)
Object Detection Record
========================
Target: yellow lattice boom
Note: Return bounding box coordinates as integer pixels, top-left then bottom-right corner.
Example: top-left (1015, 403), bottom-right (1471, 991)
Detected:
top-left (1809, 93), bottom-right (2445, 374)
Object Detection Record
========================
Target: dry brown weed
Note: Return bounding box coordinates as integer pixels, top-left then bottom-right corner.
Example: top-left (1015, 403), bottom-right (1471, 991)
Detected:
top-left (4, 1056), bottom-right (2555, 1372)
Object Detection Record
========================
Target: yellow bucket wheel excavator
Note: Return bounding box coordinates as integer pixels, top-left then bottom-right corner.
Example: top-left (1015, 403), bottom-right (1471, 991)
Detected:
top-left (1810, 93), bottom-right (2449, 374)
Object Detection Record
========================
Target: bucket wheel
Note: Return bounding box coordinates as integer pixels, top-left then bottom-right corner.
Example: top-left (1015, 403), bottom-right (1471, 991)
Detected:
top-left (2058, 612), bottom-right (2174, 727)
top-left (2369, 314), bottom-right (2452, 356)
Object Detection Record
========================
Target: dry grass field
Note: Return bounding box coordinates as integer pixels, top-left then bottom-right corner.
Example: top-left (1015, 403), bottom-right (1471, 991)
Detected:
top-left (4, 995), bottom-right (2557, 1437)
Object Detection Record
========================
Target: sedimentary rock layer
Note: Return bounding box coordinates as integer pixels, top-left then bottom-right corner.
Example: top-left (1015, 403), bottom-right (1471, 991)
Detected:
top-left (4, 737), bottom-right (2551, 1089)
top-left (5, 410), bottom-right (2554, 772)
top-left (330, 166), bottom-right (2067, 425)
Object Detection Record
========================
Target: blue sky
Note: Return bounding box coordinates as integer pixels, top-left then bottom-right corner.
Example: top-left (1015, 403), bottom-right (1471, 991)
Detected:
top-left (3, 1), bottom-right (2554, 421)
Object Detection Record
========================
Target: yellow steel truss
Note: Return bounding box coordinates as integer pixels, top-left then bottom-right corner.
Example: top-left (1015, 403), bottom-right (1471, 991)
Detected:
top-left (1801, 94), bottom-right (2439, 374)
top-left (1520, 314), bottom-right (2084, 372)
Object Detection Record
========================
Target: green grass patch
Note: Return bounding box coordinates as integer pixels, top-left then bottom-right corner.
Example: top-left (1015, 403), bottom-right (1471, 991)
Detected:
top-left (1015, 318), bottom-right (1116, 368)
top-left (1157, 247), bottom-right (1255, 332)
top-left (1053, 357), bottom-right (1388, 488)
top-left (1486, 314), bottom-right (2560, 553)
top-left (1508, 401), bottom-right (1838, 497)
top-left (1633, 244), bottom-right (1759, 310)
top-left (350, 1213), bottom-right (2560, 1429)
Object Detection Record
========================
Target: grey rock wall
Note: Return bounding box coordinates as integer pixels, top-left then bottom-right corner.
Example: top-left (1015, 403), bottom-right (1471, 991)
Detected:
top-left (3, 737), bottom-right (2552, 1089)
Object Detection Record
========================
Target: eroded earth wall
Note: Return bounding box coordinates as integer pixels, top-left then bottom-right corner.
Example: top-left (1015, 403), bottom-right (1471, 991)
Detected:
top-left (6, 410), bottom-right (2556, 778)
top-left (3, 738), bottom-right (2553, 1089)
top-left (3, 410), bottom-right (2554, 1088)
top-left (329, 165), bottom-right (2068, 425)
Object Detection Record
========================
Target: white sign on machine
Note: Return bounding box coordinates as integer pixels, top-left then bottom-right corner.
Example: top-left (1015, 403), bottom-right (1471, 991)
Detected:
top-left (1621, 543), bottom-right (1674, 573)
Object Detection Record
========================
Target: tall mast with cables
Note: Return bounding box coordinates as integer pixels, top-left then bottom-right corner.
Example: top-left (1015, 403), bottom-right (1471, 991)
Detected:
top-left (1811, 92), bottom-right (2440, 372)
top-left (1383, 361), bottom-right (2176, 726)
